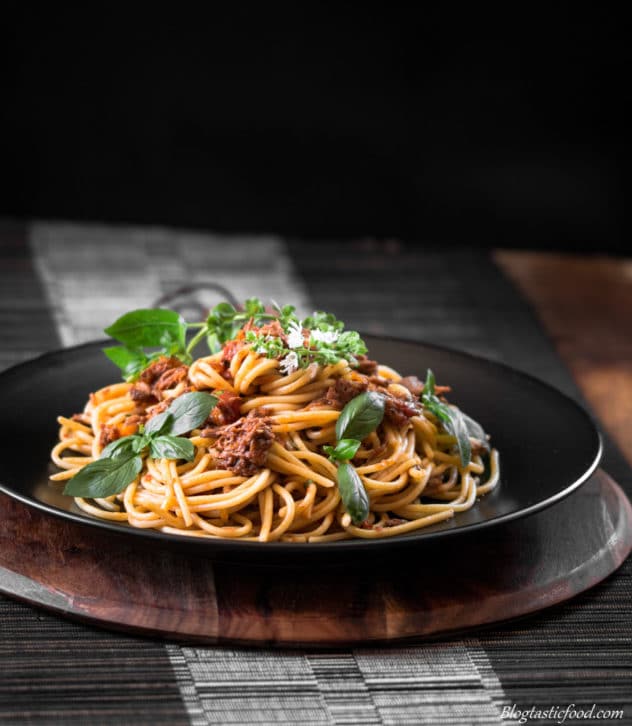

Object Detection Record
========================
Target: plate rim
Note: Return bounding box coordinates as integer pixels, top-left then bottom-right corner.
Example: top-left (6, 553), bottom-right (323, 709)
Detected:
top-left (0, 335), bottom-right (603, 554)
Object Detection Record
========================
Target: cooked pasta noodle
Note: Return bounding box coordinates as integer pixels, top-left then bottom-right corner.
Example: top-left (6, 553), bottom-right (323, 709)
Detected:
top-left (51, 316), bottom-right (499, 542)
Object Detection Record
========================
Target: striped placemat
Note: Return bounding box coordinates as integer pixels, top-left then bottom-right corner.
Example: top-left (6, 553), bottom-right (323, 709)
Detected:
top-left (0, 221), bottom-right (630, 725)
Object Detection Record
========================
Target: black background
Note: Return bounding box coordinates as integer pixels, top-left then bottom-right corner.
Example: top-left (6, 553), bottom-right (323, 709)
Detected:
top-left (2, 6), bottom-right (627, 249)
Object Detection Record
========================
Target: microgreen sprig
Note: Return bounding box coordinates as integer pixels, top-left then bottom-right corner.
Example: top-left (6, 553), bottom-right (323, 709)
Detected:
top-left (204, 300), bottom-right (367, 371)
top-left (245, 328), bottom-right (367, 372)
top-left (204, 298), bottom-right (280, 354)
top-left (64, 392), bottom-right (218, 498)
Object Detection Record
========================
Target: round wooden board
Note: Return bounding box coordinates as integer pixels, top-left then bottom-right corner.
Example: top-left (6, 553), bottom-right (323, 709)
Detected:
top-left (1, 469), bottom-right (630, 647)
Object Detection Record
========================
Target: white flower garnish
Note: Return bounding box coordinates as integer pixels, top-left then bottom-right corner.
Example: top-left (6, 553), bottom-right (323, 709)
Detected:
top-left (311, 329), bottom-right (339, 345)
top-left (286, 320), bottom-right (304, 349)
top-left (279, 351), bottom-right (299, 375)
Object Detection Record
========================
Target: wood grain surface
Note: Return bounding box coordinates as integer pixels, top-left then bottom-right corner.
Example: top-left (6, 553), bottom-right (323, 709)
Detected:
top-left (0, 470), bottom-right (630, 646)
top-left (496, 251), bottom-right (632, 467)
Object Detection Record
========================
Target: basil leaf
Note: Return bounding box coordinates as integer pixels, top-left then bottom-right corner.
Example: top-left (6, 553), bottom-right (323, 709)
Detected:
top-left (100, 435), bottom-right (138, 459)
top-left (422, 370), bottom-right (471, 467)
top-left (63, 454), bottom-right (142, 498)
top-left (211, 302), bottom-right (237, 320)
top-left (423, 368), bottom-right (437, 397)
top-left (461, 411), bottom-right (490, 453)
top-left (206, 332), bottom-right (222, 354)
top-left (425, 399), bottom-right (471, 468)
top-left (103, 346), bottom-right (148, 381)
top-left (149, 435), bottom-right (195, 461)
top-left (206, 304), bottom-right (240, 347)
top-left (161, 392), bottom-right (218, 435)
top-left (244, 298), bottom-right (266, 317)
top-left (131, 434), bottom-right (151, 453)
top-left (144, 411), bottom-right (174, 436)
top-left (337, 462), bottom-right (370, 525)
top-left (335, 391), bottom-right (385, 441)
top-left (105, 309), bottom-right (186, 350)
top-left (324, 438), bottom-right (361, 462)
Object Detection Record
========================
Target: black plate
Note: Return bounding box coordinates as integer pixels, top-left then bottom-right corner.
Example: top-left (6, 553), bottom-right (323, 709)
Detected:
top-left (0, 337), bottom-right (601, 560)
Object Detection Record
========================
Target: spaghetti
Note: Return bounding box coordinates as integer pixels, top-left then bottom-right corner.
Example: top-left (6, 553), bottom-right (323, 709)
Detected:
top-left (50, 307), bottom-right (499, 542)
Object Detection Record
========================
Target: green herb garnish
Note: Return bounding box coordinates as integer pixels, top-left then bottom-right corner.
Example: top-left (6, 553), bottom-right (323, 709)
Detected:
top-left (324, 391), bottom-right (385, 525)
top-left (63, 455), bottom-right (144, 500)
top-left (337, 463), bottom-right (370, 526)
top-left (244, 307), bottom-right (367, 371)
top-left (102, 299), bottom-right (368, 381)
top-left (421, 369), bottom-right (472, 468)
top-left (323, 438), bottom-right (361, 463)
top-left (461, 412), bottom-right (491, 454)
top-left (64, 392), bottom-right (218, 498)
top-left (104, 308), bottom-right (189, 381)
top-left (335, 391), bottom-right (385, 441)
top-left (204, 298), bottom-right (278, 353)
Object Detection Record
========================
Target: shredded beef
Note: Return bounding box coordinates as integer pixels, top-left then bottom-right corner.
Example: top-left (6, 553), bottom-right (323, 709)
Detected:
top-left (99, 425), bottom-right (121, 447)
top-left (97, 413), bottom-right (145, 446)
top-left (368, 374), bottom-right (390, 387)
top-left (383, 395), bottom-right (418, 428)
top-left (355, 355), bottom-right (379, 375)
top-left (129, 381), bottom-right (154, 403)
top-left (209, 411), bottom-right (275, 477)
top-left (145, 399), bottom-right (171, 420)
top-left (397, 376), bottom-right (452, 397)
top-left (154, 365), bottom-right (188, 393)
top-left (130, 356), bottom-right (189, 403)
top-left (220, 339), bottom-right (242, 366)
top-left (198, 425), bottom-right (219, 439)
top-left (139, 356), bottom-right (183, 384)
top-left (399, 375), bottom-right (451, 397)
top-left (399, 376), bottom-right (424, 396)
top-left (124, 413), bottom-right (144, 428)
top-left (322, 378), bottom-right (369, 409)
top-left (256, 319), bottom-right (287, 340)
top-left (208, 390), bottom-right (244, 426)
